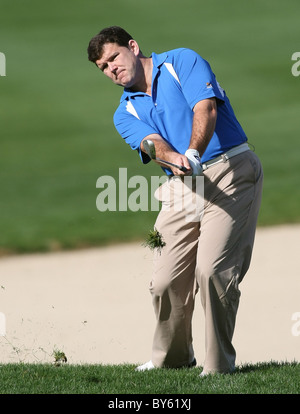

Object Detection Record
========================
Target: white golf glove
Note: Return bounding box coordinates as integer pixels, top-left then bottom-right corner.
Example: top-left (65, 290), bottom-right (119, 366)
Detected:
top-left (185, 149), bottom-right (203, 176)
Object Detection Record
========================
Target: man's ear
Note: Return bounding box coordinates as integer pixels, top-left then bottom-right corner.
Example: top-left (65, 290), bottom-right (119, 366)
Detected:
top-left (128, 39), bottom-right (140, 56)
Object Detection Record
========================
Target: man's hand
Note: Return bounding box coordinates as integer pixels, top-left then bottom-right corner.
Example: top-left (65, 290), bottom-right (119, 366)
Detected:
top-left (185, 149), bottom-right (203, 176)
top-left (141, 134), bottom-right (191, 176)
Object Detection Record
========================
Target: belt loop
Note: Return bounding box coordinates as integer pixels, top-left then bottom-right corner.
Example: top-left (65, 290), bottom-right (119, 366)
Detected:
top-left (221, 153), bottom-right (229, 162)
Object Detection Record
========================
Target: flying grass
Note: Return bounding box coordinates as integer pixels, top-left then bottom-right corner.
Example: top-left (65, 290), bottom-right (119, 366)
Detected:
top-left (143, 228), bottom-right (166, 253)
top-left (0, 361), bottom-right (299, 394)
top-left (52, 349), bottom-right (68, 367)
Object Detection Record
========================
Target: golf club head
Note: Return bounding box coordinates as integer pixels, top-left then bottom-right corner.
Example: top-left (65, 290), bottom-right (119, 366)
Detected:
top-left (143, 139), bottom-right (156, 160)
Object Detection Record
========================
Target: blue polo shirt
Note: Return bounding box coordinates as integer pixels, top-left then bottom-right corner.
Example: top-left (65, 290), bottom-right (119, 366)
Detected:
top-left (113, 48), bottom-right (247, 175)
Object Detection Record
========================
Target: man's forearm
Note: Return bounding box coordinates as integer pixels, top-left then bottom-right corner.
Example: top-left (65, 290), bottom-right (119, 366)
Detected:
top-left (188, 98), bottom-right (217, 157)
top-left (141, 134), bottom-right (191, 175)
top-left (141, 134), bottom-right (173, 159)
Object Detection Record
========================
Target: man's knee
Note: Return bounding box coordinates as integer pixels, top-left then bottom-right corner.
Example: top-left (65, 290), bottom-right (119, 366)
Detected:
top-left (197, 264), bottom-right (241, 306)
top-left (150, 278), bottom-right (172, 297)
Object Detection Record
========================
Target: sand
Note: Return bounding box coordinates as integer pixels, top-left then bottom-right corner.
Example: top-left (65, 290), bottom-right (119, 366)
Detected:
top-left (0, 224), bottom-right (299, 367)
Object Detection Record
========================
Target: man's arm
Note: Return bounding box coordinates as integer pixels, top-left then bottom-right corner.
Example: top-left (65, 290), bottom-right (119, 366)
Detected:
top-left (141, 134), bottom-right (192, 176)
top-left (188, 98), bottom-right (217, 156)
top-left (140, 98), bottom-right (217, 175)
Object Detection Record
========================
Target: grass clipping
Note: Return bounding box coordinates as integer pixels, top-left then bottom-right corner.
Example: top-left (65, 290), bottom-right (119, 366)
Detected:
top-left (143, 228), bottom-right (166, 254)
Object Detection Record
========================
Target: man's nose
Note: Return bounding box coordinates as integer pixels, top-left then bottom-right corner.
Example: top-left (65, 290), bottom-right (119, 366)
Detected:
top-left (108, 62), bottom-right (117, 73)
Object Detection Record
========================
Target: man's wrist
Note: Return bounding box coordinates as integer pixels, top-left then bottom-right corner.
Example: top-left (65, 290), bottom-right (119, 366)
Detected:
top-left (186, 148), bottom-right (200, 157)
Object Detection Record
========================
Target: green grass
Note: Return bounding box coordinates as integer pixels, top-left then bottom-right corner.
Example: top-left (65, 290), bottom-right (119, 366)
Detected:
top-left (0, 0), bottom-right (300, 253)
top-left (0, 361), bottom-right (299, 394)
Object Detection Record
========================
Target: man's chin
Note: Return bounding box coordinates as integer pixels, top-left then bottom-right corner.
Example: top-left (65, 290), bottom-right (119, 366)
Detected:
top-left (114, 80), bottom-right (133, 89)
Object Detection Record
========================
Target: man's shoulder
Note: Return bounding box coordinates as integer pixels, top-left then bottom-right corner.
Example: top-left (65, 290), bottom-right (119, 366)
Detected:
top-left (160, 48), bottom-right (205, 72)
top-left (151, 48), bottom-right (200, 72)
top-left (113, 98), bottom-right (127, 118)
top-left (160, 47), bottom-right (198, 61)
top-left (113, 92), bottom-right (141, 122)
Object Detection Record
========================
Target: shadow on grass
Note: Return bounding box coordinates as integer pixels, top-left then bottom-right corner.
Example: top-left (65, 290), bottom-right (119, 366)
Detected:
top-left (235, 360), bottom-right (299, 374)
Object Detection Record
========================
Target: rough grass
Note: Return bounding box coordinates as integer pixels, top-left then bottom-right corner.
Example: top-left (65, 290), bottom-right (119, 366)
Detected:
top-left (0, 361), bottom-right (299, 394)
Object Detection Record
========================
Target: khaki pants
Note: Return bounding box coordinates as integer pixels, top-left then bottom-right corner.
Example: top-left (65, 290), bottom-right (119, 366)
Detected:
top-left (150, 150), bottom-right (263, 373)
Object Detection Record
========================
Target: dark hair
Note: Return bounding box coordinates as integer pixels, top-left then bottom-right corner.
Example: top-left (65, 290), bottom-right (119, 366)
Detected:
top-left (87, 26), bottom-right (133, 63)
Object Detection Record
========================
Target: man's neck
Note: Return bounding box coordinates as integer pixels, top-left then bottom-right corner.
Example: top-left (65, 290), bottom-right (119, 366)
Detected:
top-left (129, 56), bottom-right (153, 95)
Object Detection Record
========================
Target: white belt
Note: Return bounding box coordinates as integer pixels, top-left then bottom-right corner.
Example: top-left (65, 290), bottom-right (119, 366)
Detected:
top-left (202, 143), bottom-right (250, 171)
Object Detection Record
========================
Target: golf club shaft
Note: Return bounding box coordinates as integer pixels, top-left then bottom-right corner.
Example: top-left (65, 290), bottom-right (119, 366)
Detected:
top-left (156, 157), bottom-right (188, 172)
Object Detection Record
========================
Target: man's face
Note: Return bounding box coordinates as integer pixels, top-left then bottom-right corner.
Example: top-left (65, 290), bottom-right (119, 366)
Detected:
top-left (95, 41), bottom-right (139, 88)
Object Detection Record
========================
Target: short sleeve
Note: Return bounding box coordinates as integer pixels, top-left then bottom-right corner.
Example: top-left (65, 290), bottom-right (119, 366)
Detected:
top-left (114, 102), bottom-right (158, 163)
top-left (174, 49), bottom-right (225, 110)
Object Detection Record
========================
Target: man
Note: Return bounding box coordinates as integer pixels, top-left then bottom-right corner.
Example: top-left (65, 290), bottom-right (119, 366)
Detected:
top-left (87, 26), bottom-right (263, 375)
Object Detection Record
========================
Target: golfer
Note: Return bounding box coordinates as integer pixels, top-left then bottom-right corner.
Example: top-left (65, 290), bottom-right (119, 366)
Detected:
top-left (87, 26), bottom-right (263, 375)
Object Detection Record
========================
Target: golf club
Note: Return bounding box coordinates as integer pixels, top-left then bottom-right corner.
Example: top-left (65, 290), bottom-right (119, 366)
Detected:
top-left (143, 140), bottom-right (188, 172)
